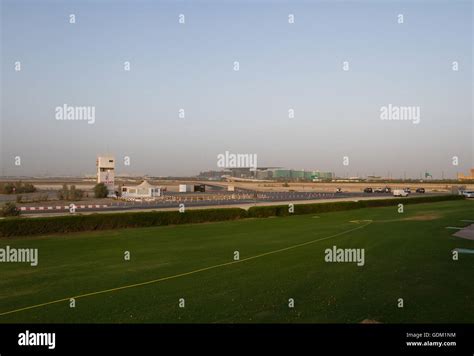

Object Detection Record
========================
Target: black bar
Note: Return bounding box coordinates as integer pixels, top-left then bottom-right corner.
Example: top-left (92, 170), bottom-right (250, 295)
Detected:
top-left (0, 324), bottom-right (472, 355)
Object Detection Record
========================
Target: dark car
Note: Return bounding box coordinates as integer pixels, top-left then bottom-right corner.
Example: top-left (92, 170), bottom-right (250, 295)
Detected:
top-left (194, 184), bottom-right (206, 192)
top-left (383, 187), bottom-right (392, 193)
top-left (416, 188), bottom-right (425, 193)
top-left (364, 188), bottom-right (373, 193)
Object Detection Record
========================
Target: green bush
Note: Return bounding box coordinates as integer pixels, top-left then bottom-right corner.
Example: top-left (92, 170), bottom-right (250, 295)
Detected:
top-left (58, 184), bottom-right (84, 201)
top-left (0, 208), bottom-right (247, 237)
top-left (1, 183), bottom-right (14, 194)
top-left (0, 181), bottom-right (36, 194)
top-left (94, 183), bottom-right (108, 199)
top-left (1, 202), bottom-right (21, 217)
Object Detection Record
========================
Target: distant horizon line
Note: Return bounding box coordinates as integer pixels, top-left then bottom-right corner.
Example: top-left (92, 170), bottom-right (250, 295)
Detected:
top-left (0, 173), bottom-right (470, 181)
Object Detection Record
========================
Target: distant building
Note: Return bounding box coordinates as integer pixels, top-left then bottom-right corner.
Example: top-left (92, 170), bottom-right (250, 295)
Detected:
top-left (271, 169), bottom-right (292, 179)
top-left (198, 170), bottom-right (230, 180)
top-left (458, 169), bottom-right (474, 181)
top-left (199, 167), bottom-right (333, 181)
top-left (121, 181), bottom-right (161, 199)
top-left (291, 170), bottom-right (305, 180)
top-left (309, 171), bottom-right (334, 180)
top-left (256, 169), bottom-right (273, 180)
top-left (230, 167), bottom-right (255, 179)
top-left (367, 175), bottom-right (384, 181)
top-left (269, 169), bottom-right (333, 181)
top-left (97, 156), bottom-right (115, 196)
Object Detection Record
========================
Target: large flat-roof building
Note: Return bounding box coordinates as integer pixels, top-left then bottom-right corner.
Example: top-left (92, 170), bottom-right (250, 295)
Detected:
top-left (269, 169), bottom-right (334, 181)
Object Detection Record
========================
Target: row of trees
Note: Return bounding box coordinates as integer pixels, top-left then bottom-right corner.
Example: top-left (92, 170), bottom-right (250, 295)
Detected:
top-left (57, 184), bottom-right (84, 201)
top-left (58, 183), bottom-right (109, 200)
top-left (0, 182), bottom-right (36, 194)
top-left (1, 183), bottom-right (110, 217)
top-left (1, 181), bottom-right (108, 199)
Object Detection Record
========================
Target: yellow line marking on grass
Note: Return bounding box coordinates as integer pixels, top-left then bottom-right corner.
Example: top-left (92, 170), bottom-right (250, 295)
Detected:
top-left (0, 221), bottom-right (372, 317)
top-left (350, 220), bottom-right (373, 224)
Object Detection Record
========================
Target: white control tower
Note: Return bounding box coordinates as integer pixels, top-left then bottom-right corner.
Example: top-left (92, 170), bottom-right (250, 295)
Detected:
top-left (96, 156), bottom-right (115, 196)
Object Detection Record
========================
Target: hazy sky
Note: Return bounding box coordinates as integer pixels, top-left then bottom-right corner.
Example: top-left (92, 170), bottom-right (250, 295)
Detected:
top-left (1, 0), bottom-right (472, 178)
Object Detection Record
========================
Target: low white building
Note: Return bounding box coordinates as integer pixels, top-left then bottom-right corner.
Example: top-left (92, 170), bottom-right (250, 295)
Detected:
top-left (179, 184), bottom-right (194, 193)
top-left (121, 181), bottom-right (161, 199)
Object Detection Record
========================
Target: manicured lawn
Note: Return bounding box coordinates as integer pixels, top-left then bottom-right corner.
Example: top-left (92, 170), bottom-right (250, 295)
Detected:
top-left (0, 200), bottom-right (472, 323)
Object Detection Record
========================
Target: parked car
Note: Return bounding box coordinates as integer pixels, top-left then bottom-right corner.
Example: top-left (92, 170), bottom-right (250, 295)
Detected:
top-left (416, 188), bottom-right (425, 193)
top-left (335, 187), bottom-right (342, 193)
top-left (393, 189), bottom-right (409, 197)
top-left (404, 187), bottom-right (411, 194)
top-left (374, 188), bottom-right (383, 193)
top-left (462, 191), bottom-right (474, 198)
top-left (364, 187), bottom-right (373, 193)
top-left (383, 187), bottom-right (392, 193)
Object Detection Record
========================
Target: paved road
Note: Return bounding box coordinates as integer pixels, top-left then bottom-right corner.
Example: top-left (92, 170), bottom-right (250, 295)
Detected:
top-left (17, 191), bottom-right (440, 216)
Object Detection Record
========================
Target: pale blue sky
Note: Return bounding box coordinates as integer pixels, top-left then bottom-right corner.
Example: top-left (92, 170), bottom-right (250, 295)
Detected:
top-left (1, 0), bottom-right (472, 178)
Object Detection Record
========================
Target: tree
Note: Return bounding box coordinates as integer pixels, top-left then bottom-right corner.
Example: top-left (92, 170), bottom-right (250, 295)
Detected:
top-left (94, 183), bottom-right (108, 198)
top-left (0, 181), bottom-right (36, 194)
top-left (69, 185), bottom-right (84, 200)
top-left (1, 202), bottom-right (20, 217)
top-left (2, 183), bottom-right (14, 194)
top-left (22, 183), bottom-right (36, 193)
top-left (69, 185), bottom-right (77, 200)
top-left (57, 184), bottom-right (84, 201)
top-left (57, 184), bottom-right (68, 200)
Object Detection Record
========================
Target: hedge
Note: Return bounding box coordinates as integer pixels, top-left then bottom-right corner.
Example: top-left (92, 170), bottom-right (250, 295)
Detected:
top-left (0, 195), bottom-right (464, 237)
top-left (247, 194), bottom-right (465, 218)
top-left (0, 208), bottom-right (247, 238)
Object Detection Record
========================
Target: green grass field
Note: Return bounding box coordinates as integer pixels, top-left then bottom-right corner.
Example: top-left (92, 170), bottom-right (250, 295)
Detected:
top-left (0, 199), bottom-right (473, 323)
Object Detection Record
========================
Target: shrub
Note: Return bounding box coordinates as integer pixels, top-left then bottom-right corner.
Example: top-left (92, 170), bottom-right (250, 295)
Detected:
top-left (21, 183), bottom-right (36, 193)
top-left (1, 202), bottom-right (21, 217)
top-left (68, 185), bottom-right (84, 200)
top-left (58, 185), bottom-right (84, 201)
top-left (0, 208), bottom-right (247, 237)
top-left (2, 183), bottom-right (15, 194)
top-left (0, 182), bottom-right (36, 194)
top-left (94, 183), bottom-right (108, 199)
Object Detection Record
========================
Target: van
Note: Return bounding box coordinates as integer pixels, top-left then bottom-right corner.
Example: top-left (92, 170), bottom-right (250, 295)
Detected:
top-left (393, 189), bottom-right (408, 197)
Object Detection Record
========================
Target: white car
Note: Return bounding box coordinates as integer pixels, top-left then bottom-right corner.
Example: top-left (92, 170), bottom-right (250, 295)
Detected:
top-left (393, 189), bottom-right (409, 197)
top-left (462, 191), bottom-right (474, 198)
